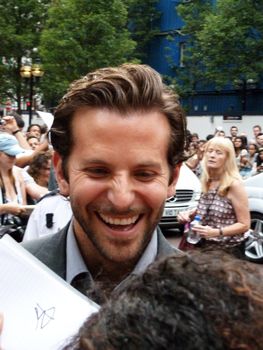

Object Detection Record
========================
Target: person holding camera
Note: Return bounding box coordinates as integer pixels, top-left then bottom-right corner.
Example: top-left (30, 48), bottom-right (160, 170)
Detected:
top-left (0, 133), bottom-right (27, 241)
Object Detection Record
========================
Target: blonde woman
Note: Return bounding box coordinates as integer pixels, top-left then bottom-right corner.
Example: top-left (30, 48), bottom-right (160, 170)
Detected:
top-left (178, 137), bottom-right (250, 256)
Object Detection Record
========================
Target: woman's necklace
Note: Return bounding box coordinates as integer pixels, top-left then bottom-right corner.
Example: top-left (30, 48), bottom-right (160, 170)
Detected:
top-left (208, 177), bottom-right (221, 190)
top-left (208, 177), bottom-right (220, 182)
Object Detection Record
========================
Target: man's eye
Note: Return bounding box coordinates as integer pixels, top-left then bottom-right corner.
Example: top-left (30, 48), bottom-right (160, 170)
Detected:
top-left (87, 168), bottom-right (109, 177)
top-left (135, 171), bottom-right (156, 181)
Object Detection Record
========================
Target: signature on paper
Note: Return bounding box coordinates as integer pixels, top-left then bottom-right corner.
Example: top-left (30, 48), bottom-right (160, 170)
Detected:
top-left (35, 303), bottom-right (56, 330)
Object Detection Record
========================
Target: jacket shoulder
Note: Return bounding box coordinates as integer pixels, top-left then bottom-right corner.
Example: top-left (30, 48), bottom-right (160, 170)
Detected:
top-left (157, 226), bottom-right (183, 258)
top-left (21, 226), bottom-right (68, 278)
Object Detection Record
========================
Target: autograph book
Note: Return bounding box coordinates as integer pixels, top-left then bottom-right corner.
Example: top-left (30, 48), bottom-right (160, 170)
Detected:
top-left (0, 235), bottom-right (99, 350)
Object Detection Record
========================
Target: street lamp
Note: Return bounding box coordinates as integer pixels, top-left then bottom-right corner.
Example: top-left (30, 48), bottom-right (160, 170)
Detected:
top-left (20, 59), bottom-right (44, 125)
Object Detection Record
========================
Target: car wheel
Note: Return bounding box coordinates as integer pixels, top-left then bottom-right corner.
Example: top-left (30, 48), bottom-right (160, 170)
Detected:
top-left (244, 212), bottom-right (263, 263)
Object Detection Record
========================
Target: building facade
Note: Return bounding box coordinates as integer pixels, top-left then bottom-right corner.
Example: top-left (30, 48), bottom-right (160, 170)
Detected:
top-left (146, 0), bottom-right (263, 117)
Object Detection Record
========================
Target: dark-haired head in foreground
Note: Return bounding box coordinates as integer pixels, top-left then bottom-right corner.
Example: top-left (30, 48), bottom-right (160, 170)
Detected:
top-left (63, 251), bottom-right (263, 350)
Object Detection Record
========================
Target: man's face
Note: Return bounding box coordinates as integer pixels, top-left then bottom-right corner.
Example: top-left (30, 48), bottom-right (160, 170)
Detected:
top-left (253, 127), bottom-right (261, 137)
top-left (55, 108), bottom-right (179, 266)
top-left (230, 127), bottom-right (238, 137)
top-left (256, 134), bottom-right (263, 147)
top-left (28, 137), bottom-right (40, 150)
top-left (28, 125), bottom-right (41, 139)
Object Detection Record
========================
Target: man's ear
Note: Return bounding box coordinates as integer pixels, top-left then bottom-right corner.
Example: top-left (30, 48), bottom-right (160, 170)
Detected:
top-left (53, 151), bottom-right (70, 196)
top-left (167, 163), bottom-right (182, 198)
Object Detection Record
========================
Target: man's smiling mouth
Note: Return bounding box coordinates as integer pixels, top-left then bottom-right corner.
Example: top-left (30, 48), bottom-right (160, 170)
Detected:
top-left (98, 213), bottom-right (140, 226)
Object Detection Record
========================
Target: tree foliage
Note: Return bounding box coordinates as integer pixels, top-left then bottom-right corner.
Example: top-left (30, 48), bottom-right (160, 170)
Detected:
top-left (39, 0), bottom-right (136, 107)
top-left (0, 1), bottom-right (170, 110)
top-left (175, 0), bottom-right (213, 95)
top-left (197, 0), bottom-right (263, 86)
top-left (0, 0), bottom-right (49, 109)
top-left (176, 0), bottom-right (263, 92)
top-left (125, 0), bottom-right (160, 60)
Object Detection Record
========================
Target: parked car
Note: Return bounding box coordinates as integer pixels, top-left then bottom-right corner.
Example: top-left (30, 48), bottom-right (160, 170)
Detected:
top-left (160, 163), bottom-right (201, 234)
top-left (244, 172), bottom-right (263, 223)
top-left (243, 173), bottom-right (263, 263)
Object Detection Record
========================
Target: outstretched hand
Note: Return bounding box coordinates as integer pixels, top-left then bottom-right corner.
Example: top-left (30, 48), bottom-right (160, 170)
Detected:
top-left (177, 209), bottom-right (197, 224)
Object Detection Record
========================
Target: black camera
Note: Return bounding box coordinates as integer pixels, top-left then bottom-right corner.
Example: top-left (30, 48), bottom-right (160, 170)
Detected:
top-left (1, 215), bottom-right (25, 242)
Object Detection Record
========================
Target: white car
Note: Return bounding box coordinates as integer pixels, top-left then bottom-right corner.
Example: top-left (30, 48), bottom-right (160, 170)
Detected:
top-left (243, 173), bottom-right (263, 263)
top-left (244, 173), bottom-right (263, 220)
top-left (160, 163), bottom-right (201, 234)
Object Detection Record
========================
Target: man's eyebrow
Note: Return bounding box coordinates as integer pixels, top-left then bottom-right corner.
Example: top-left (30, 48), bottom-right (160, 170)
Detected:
top-left (134, 161), bottom-right (162, 169)
top-left (82, 159), bottom-right (162, 169)
top-left (134, 161), bottom-right (162, 171)
top-left (82, 159), bottom-right (109, 165)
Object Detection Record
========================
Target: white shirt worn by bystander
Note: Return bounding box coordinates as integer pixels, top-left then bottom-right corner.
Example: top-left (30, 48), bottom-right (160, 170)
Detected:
top-left (23, 190), bottom-right (72, 241)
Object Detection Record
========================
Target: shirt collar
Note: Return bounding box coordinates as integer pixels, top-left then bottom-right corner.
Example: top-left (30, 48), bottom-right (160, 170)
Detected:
top-left (66, 222), bottom-right (158, 285)
top-left (131, 229), bottom-right (157, 275)
top-left (66, 221), bottom-right (88, 284)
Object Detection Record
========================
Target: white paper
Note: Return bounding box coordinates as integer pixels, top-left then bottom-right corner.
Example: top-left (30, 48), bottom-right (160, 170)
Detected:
top-left (0, 235), bottom-right (99, 350)
top-left (36, 111), bottom-right (54, 131)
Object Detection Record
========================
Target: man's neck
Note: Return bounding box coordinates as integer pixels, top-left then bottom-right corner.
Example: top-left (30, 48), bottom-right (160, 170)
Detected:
top-left (88, 256), bottom-right (135, 284)
top-left (75, 230), bottom-right (137, 286)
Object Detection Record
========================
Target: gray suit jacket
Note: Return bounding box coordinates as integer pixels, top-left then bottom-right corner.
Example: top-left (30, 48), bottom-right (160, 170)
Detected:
top-left (22, 223), bottom-right (181, 294)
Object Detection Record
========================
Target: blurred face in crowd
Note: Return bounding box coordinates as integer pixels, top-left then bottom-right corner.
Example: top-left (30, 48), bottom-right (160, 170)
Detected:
top-left (256, 134), bottom-right (263, 147)
top-left (218, 130), bottom-right (225, 137)
top-left (258, 151), bottom-right (263, 162)
top-left (27, 137), bottom-right (40, 150)
top-left (233, 137), bottom-right (242, 149)
top-left (205, 144), bottom-right (227, 171)
top-left (253, 126), bottom-right (261, 138)
top-left (188, 142), bottom-right (198, 154)
top-left (0, 152), bottom-right (16, 170)
top-left (39, 159), bottom-right (52, 183)
top-left (54, 108), bottom-right (179, 267)
top-left (248, 144), bottom-right (257, 156)
top-left (191, 134), bottom-right (199, 143)
top-left (28, 125), bottom-right (41, 139)
top-left (230, 126), bottom-right (238, 137)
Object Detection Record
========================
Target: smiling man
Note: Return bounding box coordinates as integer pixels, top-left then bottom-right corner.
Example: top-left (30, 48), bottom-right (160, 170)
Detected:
top-left (22, 64), bottom-right (187, 303)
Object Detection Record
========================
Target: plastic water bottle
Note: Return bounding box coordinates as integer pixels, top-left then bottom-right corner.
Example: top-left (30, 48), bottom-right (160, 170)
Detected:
top-left (186, 215), bottom-right (201, 244)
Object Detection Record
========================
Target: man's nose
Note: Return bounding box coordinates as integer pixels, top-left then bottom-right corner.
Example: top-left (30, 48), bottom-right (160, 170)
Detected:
top-left (107, 175), bottom-right (135, 210)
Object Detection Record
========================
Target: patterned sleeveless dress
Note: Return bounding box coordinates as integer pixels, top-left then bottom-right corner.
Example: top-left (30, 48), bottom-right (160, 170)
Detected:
top-left (197, 188), bottom-right (246, 247)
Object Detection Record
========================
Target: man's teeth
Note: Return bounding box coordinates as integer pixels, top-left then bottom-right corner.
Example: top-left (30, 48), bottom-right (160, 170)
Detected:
top-left (99, 213), bottom-right (139, 225)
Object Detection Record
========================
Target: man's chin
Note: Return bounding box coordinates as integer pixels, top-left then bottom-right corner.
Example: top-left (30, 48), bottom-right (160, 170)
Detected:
top-left (101, 243), bottom-right (144, 265)
top-left (75, 216), bottom-right (156, 263)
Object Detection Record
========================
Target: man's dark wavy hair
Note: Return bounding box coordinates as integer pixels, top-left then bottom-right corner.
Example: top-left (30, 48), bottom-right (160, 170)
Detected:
top-left (50, 64), bottom-right (187, 180)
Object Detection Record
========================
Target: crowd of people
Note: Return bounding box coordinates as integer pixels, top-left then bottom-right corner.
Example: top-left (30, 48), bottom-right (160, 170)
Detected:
top-left (0, 115), bottom-right (53, 239)
top-left (0, 63), bottom-right (262, 349)
top-left (185, 124), bottom-right (263, 179)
